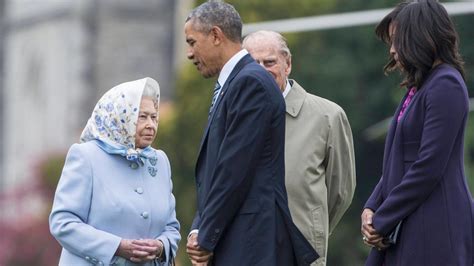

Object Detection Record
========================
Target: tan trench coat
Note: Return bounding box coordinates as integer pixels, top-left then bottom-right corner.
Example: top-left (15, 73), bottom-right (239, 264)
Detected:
top-left (284, 80), bottom-right (356, 266)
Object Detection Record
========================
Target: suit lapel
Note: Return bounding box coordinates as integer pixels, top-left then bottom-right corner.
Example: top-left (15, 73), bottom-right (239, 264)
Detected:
top-left (196, 54), bottom-right (255, 168)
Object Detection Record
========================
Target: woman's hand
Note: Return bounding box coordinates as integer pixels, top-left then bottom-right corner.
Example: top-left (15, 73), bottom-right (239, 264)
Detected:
top-left (130, 239), bottom-right (164, 263)
top-left (115, 239), bottom-right (137, 260)
top-left (115, 239), bottom-right (164, 263)
top-left (361, 209), bottom-right (385, 247)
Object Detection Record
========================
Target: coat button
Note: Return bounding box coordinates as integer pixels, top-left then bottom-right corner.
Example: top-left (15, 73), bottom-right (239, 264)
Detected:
top-left (141, 211), bottom-right (149, 219)
top-left (130, 162), bottom-right (138, 169)
top-left (135, 187), bottom-right (144, 194)
top-left (85, 256), bottom-right (90, 261)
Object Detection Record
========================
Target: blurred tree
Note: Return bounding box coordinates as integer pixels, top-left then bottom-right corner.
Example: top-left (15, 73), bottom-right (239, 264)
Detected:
top-left (154, 63), bottom-right (214, 264)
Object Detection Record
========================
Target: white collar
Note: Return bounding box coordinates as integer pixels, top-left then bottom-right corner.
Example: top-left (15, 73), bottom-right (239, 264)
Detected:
top-left (282, 79), bottom-right (292, 98)
top-left (217, 49), bottom-right (248, 87)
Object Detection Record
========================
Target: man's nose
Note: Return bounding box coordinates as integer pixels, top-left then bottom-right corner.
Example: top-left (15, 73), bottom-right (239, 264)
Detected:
top-left (187, 49), bottom-right (194, 60)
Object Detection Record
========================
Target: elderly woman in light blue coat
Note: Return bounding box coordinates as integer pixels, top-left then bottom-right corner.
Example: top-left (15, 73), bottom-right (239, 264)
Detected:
top-left (50, 77), bottom-right (180, 265)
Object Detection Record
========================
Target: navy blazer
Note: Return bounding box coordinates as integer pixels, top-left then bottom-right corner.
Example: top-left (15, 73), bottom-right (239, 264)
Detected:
top-left (191, 54), bottom-right (318, 265)
top-left (365, 64), bottom-right (474, 266)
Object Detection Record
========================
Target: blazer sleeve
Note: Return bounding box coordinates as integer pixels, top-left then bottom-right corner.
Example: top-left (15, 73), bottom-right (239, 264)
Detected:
top-left (155, 151), bottom-right (181, 264)
top-left (325, 108), bottom-right (356, 234)
top-left (49, 144), bottom-right (121, 265)
top-left (197, 76), bottom-right (273, 252)
top-left (372, 73), bottom-right (468, 236)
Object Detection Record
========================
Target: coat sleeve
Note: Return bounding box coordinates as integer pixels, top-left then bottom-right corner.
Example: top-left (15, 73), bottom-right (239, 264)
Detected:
top-left (156, 151), bottom-right (181, 264)
top-left (197, 76), bottom-right (274, 252)
top-left (49, 144), bottom-right (121, 265)
top-left (364, 178), bottom-right (384, 211)
top-left (372, 73), bottom-right (468, 236)
top-left (325, 108), bottom-right (356, 234)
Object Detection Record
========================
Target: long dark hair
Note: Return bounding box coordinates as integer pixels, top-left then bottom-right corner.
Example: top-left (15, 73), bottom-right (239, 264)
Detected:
top-left (376, 0), bottom-right (465, 88)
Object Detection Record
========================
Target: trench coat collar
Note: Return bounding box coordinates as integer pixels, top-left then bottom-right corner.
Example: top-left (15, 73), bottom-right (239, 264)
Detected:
top-left (285, 79), bottom-right (307, 118)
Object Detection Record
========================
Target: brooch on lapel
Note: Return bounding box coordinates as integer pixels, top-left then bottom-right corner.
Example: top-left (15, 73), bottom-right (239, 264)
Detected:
top-left (148, 157), bottom-right (157, 166)
top-left (148, 166), bottom-right (157, 177)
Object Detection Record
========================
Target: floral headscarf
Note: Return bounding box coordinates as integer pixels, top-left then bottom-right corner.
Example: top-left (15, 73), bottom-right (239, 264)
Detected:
top-left (80, 77), bottom-right (160, 165)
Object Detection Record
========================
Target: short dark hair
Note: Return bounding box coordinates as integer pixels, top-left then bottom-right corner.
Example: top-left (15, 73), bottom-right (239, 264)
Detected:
top-left (376, 0), bottom-right (465, 88)
top-left (186, 1), bottom-right (242, 43)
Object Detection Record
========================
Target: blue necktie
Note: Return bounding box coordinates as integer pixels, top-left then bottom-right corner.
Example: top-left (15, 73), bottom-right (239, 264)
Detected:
top-left (209, 82), bottom-right (221, 115)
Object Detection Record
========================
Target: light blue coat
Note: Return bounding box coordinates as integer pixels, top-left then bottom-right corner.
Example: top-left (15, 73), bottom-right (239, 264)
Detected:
top-left (49, 141), bottom-right (180, 265)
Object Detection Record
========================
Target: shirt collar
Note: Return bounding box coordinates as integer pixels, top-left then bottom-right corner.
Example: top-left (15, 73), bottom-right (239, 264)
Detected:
top-left (217, 49), bottom-right (248, 87)
top-left (282, 79), bottom-right (292, 98)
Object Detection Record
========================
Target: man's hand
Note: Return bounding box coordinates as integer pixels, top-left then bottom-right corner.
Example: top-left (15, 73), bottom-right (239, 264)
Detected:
top-left (186, 233), bottom-right (213, 265)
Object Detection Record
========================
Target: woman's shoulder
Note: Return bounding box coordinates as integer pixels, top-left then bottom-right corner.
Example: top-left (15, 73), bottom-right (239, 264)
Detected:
top-left (66, 141), bottom-right (115, 164)
top-left (158, 150), bottom-right (171, 168)
top-left (150, 148), bottom-right (171, 176)
top-left (420, 64), bottom-right (468, 109)
top-left (420, 64), bottom-right (466, 97)
top-left (68, 141), bottom-right (104, 155)
top-left (148, 147), bottom-right (168, 160)
top-left (426, 64), bottom-right (465, 86)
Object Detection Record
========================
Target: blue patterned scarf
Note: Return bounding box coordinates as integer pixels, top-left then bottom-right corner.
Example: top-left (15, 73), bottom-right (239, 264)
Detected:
top-left (79, 77), bottom-right (160, 165)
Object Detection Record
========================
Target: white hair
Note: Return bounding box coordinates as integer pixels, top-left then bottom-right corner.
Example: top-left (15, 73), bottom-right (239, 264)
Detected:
top-left (142, 77), bottom-right (160, 109)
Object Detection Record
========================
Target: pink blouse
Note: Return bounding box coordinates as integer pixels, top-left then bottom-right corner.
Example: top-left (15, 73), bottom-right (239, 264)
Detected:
top-left (397, 87), bottom-right (417, 122)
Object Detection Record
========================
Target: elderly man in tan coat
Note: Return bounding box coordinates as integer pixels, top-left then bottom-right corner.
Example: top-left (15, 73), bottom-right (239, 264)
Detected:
top-left (243, 30), bottom-right (356, 266)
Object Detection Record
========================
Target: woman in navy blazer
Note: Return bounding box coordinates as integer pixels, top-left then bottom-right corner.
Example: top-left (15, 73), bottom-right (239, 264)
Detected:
top-left (361, 1), bottom-right (474, 265)
top-left (49, 77), bottom-right (180, 265)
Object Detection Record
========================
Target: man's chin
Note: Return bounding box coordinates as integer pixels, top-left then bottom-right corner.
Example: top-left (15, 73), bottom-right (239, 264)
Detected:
top-left (198, 68), bottom-right (218, 79)
top-left (201, 72), bottom-right (215, 79)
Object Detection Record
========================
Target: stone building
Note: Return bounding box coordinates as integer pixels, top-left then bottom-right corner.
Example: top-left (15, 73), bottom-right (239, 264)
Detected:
top-left (0, 0), bottom-right (191, 220)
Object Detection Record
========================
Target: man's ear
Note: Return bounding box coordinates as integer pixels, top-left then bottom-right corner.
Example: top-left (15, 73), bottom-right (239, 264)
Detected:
top-left (210, 26), bottom-right (225, 45)
top-left (285, 56), bottom-right (292, 76)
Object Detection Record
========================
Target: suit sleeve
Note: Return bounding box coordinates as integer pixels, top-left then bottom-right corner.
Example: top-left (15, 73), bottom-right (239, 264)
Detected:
top-left (156, 150), bottom-right (181, 263)
top-left (191, 212), bottom-right (201, 231)
top-left (325, 108), bottom-right (356, 234)
top-left (372, 74), bottom-right (468, 235)
top-left (197, 76), bottom-right (273, 251)
top-left (49, 144), bottom-right (121, 265)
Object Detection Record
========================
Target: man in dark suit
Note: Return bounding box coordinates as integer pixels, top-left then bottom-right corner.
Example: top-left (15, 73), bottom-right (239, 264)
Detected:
top-left (184, 2), bottom-right (318, 266)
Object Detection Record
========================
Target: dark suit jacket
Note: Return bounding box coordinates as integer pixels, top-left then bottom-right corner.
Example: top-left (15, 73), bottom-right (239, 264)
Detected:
top-left (365, 64), bottom-right (474, 266)
top-left (191, 54), bottom-right (318, 265)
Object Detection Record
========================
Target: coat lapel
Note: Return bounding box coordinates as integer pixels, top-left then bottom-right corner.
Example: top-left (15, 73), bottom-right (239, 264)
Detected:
top-left (285, 80), bottom-right (306, 118)
top-left (382, 92), bottom-right (408, 172)
top-left (382, 85), bottom-right (425, 175)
